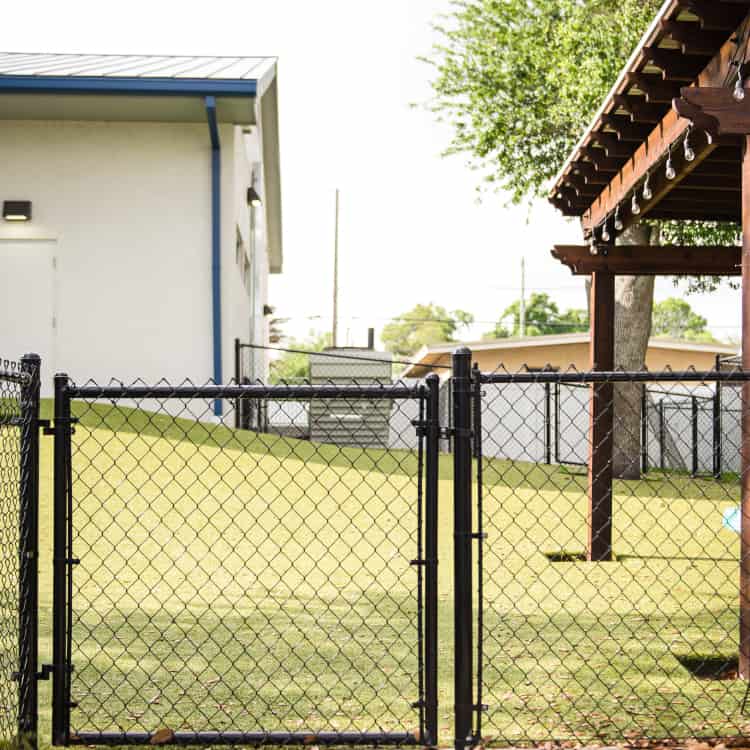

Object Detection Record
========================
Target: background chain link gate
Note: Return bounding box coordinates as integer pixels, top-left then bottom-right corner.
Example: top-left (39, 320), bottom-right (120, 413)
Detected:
top-left (463, 359), bottom-right (750, 748)
top-left (50, 376), bottom-right (439, 747)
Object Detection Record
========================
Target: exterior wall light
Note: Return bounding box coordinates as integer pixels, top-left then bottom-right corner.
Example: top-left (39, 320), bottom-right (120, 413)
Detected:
top-left (246, 187), bottom-right (262, 207)
top-left (3, 200), bottom-right (32, 222)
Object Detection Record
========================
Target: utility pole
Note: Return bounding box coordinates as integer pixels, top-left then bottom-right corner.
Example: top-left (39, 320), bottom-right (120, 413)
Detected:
top-left (332, 188), bottom-right (340, 348)
top-left (519, 256), bottom-right (527, 337)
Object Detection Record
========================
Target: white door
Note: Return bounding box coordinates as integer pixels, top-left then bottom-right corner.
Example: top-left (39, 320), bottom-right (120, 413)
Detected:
top-left (0, 240), bottom-right (56, 387)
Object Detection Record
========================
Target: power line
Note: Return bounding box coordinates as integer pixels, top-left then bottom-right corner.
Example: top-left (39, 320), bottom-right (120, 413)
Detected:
top-left (240, 342), bottom-right (452, 370)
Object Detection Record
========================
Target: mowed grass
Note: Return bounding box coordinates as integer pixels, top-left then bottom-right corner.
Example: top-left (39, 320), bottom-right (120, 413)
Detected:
top-left (23, 400), bottom-right (750, 747)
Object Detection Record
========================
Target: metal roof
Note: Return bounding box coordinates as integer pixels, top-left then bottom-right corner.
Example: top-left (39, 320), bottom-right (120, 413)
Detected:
top-left (0, 51), bottom-right (276, 81)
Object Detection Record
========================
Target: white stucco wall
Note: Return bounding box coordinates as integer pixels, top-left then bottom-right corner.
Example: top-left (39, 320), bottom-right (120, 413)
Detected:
top-left (0, 119), bottom-right (271, 397)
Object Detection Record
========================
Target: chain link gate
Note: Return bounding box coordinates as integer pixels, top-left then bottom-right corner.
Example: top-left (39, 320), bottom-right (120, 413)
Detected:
top-left (48, 375), bottom-right (440, 747)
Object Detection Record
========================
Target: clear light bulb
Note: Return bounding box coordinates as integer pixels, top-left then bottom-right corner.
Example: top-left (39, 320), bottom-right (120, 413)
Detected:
top-left (683, 136), bottom-right (695, 162)
top-left (614, 207), bottom-right (623, 231)
top-left (631, 193), bottom-right (641, 215)
top-left (642, 175), bottom-right (653, 201)
top-left (665, 156), bottom-right (676, 180)
top-left (735, 70), bottom-right (746, 102)
top-left (706, 131), bottom-right (713, 145)
top-left (601, 224), bottom-right (610, 243)
top-left (589, 242), bottom-right (598, 256)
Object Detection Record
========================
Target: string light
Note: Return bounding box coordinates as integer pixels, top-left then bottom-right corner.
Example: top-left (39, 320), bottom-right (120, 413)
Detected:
top-left (631, 192), bottom-right (641, 215)
top-left (734, 68), bottom-right (746, 102)
top-left (642, 173), bottom-right (653, 201)
top-left (665, 151), bottom-right (676, 180)
top-left (601, 221), bottom-right (611, 243)
top-left (683, 132), bottom-right (695, 162)
top-left (614, 205), bottom-right (623, 231)
top-left (706, 131), bottom-right (713, 145)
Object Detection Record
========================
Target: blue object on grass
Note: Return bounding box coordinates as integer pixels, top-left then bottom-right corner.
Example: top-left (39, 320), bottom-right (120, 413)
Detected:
top-left (723, 506), bottom-right (741, 534)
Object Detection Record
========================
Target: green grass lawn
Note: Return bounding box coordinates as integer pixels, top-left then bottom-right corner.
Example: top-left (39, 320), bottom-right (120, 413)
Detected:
top-left (24, 400), bottom-right (750, 747)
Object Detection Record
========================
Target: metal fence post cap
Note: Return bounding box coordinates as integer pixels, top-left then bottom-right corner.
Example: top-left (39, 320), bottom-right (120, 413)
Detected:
top-left (21, 353), bottom-right (40, 363)
top-left (425, 372), bottom-right (440, 384)
top-left (453, 347), bottom-right (472, 357)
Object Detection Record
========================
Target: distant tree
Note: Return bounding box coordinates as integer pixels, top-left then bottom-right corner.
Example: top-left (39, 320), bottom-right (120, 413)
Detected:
top-left (269, 331), bottom-right (331, 383)
top-left (485, 293), bottom-right (588, 338)
top-left (652, 298), bottom-right (715, 342)
top-left (381, 303), bottom-right (474, 358)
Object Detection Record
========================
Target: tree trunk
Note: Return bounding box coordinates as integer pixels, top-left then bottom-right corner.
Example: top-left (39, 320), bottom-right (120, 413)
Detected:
top-left (612, 223), bottom-right (655, 479)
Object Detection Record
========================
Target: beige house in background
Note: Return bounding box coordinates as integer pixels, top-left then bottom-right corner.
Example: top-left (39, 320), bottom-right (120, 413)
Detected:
top-left (402, 333), bottom-right (737, 380)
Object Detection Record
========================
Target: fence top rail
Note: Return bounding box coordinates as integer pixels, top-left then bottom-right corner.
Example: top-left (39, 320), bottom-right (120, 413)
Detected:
top-left (479, 369), bottom-right (750, 385)
top-left (66, 381), bottom-right (423, 401)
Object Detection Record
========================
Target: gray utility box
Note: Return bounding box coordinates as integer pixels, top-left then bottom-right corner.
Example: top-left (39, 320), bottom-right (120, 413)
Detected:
top-left (309, 348), bottom-right (393, 448)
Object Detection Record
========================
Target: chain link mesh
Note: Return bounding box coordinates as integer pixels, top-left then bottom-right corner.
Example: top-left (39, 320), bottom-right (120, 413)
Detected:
top-left (477, 368), bottom-right (750, 746)
top-left (0, 360), bottom-right (28, 746)
top-left (63, 380), bottom-right (426, 744)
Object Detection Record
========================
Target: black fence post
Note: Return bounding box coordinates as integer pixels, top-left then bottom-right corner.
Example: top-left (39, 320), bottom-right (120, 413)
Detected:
top-left (691, 396), bottom-right (699, 478)
top-left (18, 353), bottom-right (41, 750)
top-left (52, 373), bottom-right (71, 746)
top-left (424, 373), bottom-right (440, 747)
top-left (659, 400), bottom-right (666, 471)
top-left (234, 338), bottom-right (241, 430)
top-left (714, 382), bottom-right (723, 479)
top-left (544, 382), bottom-right (551, 465)
top-left (452, 348), bottom-right (474, 750)
top-left (641, 385), bottom-right (648, 475)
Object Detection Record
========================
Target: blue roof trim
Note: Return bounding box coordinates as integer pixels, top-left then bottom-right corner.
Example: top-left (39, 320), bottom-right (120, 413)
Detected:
top-left (0, 75), bottom-right (258, 97)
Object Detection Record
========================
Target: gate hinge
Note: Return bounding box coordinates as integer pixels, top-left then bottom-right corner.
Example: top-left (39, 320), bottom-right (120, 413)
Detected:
top-left (410, 419), bottom-right (427, 438)
top-left (440, 427), bottom-right (472, 440)
top-left (410, 699), bottom-right (426, 709)
top-left (410, 558), bottom-right (438, 567)
top-left (474, 703), bottom-right (489, 713)
top-left (40, 418), bottom-right (79, 436)
top-left (472, 532), bottom-right (488, 541)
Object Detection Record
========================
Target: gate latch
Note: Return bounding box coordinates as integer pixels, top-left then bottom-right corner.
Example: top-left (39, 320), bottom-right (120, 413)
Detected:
top-left (40, 417), bottom-right (79, 436)
top-left (36, 664), bottom-right (54, 681)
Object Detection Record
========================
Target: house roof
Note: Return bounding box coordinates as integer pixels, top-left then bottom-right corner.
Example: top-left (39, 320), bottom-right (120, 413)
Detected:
top-left (0, 51), bottom-right (282, 271)
top-left (402, 333), bottom-right (738, 378)
top-left (0, 51), bottom-right (276, 88)
top-left (548, 0), bottom-right (750, 230)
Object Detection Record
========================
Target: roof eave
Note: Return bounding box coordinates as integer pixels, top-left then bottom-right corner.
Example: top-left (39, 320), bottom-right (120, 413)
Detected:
top-left (0, 75), bottom-right (258, 97)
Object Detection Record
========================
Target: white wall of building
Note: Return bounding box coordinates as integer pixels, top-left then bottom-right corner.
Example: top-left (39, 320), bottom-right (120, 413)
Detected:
top-left (0, 118), bottom-right (272, 397)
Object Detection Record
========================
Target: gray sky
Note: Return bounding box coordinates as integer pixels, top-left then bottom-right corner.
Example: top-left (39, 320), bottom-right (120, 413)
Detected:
top-left (7, 0), bottom-right (742, 347)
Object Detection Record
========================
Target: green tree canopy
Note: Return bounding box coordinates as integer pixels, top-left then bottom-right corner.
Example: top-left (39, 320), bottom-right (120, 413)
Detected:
top-left (651, 298), bottom-right (715, 342)
top-left (269, 331), bottom-right (331, 383)
top-left (425, 0), bottom-right (738, 263)
top-left (381, 303), bottom-right (474, 358)
top-left (486, 292), bottom-right (588, 338)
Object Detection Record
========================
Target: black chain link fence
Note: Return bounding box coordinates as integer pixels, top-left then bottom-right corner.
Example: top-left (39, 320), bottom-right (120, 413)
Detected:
top-left (54, 377), bottom-right (437, 746)
top-left (474, 366), bottom-right (750, 746)
top-left (0, 355), bottom-right (40, 750)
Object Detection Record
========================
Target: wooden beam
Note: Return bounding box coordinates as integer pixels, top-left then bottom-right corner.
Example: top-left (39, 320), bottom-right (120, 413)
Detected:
top-left (683, 0), bottom-right (749, 31)
top-left (628, 73), bottom-right (683, 103)
top-left (588, 272), bottom-right (615, 563)
top-left (676, 86), bottom-right (750, 134)
top-left (591, 131), bottom-right (637, 158)
top-left (552, 244), bottom-right (741, 275)
top-left (600, 114), bottom-right (655, 142)
top-left (742, 134), bottom-right (750, 682)
top-left (613, 94), bottom-right (667, 124)
top-left (661, 21), bottom-right (734, 56)
top-left (643, 46), bottom-right (712, 81)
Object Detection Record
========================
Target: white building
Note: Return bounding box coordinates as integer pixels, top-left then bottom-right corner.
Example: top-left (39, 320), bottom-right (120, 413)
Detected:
top-left (0, 52), bottom-right (283, 412)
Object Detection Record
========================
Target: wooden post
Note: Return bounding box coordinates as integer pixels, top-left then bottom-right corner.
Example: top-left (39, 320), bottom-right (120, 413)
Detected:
top-left (588, 271), bottom-right (615, 562)
top-left (740, 135), bottom-right (750, 678)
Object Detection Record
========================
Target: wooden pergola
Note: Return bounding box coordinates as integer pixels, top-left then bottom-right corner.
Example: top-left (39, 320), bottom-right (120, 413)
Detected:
top-left (548, 0), bottom-right (750, 676)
